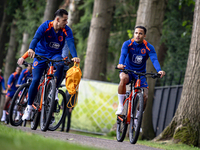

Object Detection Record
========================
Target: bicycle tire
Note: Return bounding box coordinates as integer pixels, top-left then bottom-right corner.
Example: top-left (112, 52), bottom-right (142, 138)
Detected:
top-left (116, 92), bottom-right (129, 142)
top-left (129, 92), bottom-right (144, 144)
top-left (48, 89), bottom-right (67, 131)
top-left (40, 79), bottom-right (56, 131)
top-left (9, 83), bottom-right (29, 126)
top-left (31, 85), bottom-right (42, 130)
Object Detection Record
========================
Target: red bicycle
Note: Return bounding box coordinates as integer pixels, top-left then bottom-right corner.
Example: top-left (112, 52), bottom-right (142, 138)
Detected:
top-left (116, 67), bottom-right (160, 144)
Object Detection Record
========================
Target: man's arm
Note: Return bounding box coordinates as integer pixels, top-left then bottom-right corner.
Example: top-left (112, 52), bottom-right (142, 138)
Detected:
top-left (7, 74), bottom-right (13, 91)
top-left (148, 45), bottom-right (165, 78)
top-left (1, 77), bottom-right (6, 91)
top-left (118, 41), bottom-right (129, 69)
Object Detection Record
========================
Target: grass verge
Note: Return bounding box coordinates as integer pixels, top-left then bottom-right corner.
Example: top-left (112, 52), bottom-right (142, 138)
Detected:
top-left (0, 123), bottom-right (101, 150)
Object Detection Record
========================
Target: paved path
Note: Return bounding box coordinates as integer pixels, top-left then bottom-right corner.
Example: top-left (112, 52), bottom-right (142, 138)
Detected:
top-left (9, 125), bottom-right (163, 150)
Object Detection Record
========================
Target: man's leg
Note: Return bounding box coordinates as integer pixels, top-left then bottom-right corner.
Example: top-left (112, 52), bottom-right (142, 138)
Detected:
top-left (1, 96), bottom-right (11, 122)
top-left (116, 72), bottom-right (129, 115)
top-left (22, 67), bottom-right (45, 120)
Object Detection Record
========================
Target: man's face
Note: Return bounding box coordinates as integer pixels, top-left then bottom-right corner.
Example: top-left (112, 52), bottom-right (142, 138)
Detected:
top-left (57, 14), bottom-right (68, 28)
top-left (134, 28), bottom-right (146, 44)
top-left (16, 67), bottom-right (22, 74)
top-left (27, 64), bottom-right (32, 73)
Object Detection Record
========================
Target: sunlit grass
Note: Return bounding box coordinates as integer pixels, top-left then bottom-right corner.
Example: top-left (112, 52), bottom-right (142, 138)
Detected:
top-left (0, 123), bottom-right (101, 150)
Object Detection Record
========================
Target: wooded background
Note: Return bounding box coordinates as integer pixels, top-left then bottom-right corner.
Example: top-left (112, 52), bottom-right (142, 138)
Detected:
top-left (1, 0), bottom-right (200, 147)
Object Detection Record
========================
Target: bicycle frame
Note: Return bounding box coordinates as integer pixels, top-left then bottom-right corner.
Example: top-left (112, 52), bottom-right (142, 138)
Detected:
top-left (32, 63), bottom-right (55, 112)
top-left (117, 78), bottom-right (143, 124)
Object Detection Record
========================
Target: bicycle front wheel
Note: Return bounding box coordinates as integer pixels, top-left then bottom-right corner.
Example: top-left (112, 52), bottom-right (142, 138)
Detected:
top-left (48, 89), bottom-right (66, 131)
top-left (9, 83), bottom-right (29, 126)
top-left (129, 92), bottom-right (143, 144)
top-left (31, 85), bottom-right (42, 130)
top-left (40, 79), bottom-right (56, 131)
top-left (116, 93), bottom-right (129, 142)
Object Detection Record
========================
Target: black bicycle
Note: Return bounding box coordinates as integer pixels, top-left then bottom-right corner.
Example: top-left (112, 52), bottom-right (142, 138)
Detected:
top-left (115, 67), bottom-right (160, 144)
top-left (30, 54), bottom-right (70, 131)
top-left (9, 61), bottom-right (31, 126)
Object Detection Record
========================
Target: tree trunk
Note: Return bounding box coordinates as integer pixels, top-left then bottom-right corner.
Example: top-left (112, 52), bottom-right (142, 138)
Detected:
top-left (43, 0), bottom-right (64, 22)
top-left (0, 1), bottom-right (12, 70)
top-left (155, 0), bottom-right (200, 147)
top-left (68, 0), bottom-right (83, 29)
top-left (19, 32), bottom-right (29, 56)
top-left (83, 0), bottom-right (115, 81)
top-left (4, 20), bottom-right (18, 85)
top-left (135, 0), bottom-right (166, 140)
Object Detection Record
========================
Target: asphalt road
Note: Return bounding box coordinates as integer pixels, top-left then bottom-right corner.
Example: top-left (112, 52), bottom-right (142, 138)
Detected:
top-left (8, 125), bottom-right (163, 150)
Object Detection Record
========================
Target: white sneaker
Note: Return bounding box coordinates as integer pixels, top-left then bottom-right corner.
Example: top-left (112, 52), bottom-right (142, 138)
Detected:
top-left (115, 105), bottom-right (123, 115)
top-left (22, 107), bottom-right (31, 121)
top-left (15, 111), bottom-right (20, 121)
top-left (1, 115), bottom-right (6, 122)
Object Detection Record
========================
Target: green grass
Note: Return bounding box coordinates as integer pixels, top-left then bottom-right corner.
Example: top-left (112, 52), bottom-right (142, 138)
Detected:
top-left (0, 123), bottom-right (101, 150)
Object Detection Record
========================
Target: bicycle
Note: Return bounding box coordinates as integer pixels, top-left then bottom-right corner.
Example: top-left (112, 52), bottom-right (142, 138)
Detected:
top-left (48, 84), bottom-right (67, 131)
top-left (115, 67), bottom-right (160, 144)
top-left (9, 61), bottom-right (32, 126)
top-left (30, 54), bottom-right (70, 132)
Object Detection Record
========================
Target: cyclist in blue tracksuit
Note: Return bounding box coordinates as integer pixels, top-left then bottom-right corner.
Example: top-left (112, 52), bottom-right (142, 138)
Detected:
top-left (115, 26), bottom-right (165, 115)
top-left (17, 9), bottom-right (80, 121)
top-left (1, 66), bottom-right (22, 122)
top-left (0, 69), bottom-right (6, 94)
top-left (16, 63), bottom-right (32, 87)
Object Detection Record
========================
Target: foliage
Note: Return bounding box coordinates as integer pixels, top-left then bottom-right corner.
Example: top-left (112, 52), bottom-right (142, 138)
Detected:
top-left (73, 0), bottom-right (139, 82)
top-left (160, 0), bottom-right (195, 86)
top-left (72, 0), bottom-right (94, 70)
top-left (14, 0), bottom-right (46, 61)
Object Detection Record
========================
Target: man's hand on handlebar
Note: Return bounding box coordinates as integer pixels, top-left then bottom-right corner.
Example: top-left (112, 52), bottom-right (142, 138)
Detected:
top-left (17, 57), bottom-right (25, 65)
top-left (117, 64), bottom-right (126, 70)
top-left (158, 71), bottom-right (165, 78)
top-left (71, 57), bottom-right (80, 63)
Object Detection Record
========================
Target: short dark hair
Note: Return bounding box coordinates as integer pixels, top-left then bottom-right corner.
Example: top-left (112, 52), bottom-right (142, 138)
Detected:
top-left (17, 66), bottom-right (22, 71)
top-left (135, 26), bottom-right (147, 34)
top-left (54, 9), bottom-right (68, 19)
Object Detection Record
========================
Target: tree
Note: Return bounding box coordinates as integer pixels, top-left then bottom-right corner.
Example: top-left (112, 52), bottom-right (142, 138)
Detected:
top-left (68, 0), bottom-right (83, 29)
top-left (43, 0), bottom-right (63, 22)
top-left (135, 0), bottom-right (166, 140)
top-left (155, 0), bottom-right (200, 147)
top-left (83, 0), bottom-right (115, 81)
top-left (4, 20), bottom-right (18, 85)
top-left (0, 0), bottom-right (16, 70)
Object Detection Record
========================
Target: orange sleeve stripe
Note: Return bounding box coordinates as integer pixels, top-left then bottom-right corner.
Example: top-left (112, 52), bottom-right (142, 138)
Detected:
top-left (45, 21), bottom-right (54, 33)
top-left (143, 40), bottom-right (150, 51)
top-left (22, 51), bottom-right (29, 59)
top-left (62, 28), bottom-right (68, 36)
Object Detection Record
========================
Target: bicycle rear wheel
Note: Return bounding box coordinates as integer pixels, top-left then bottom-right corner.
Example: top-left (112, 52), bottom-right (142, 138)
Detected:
top-left (9, 83), bottom-right (29, 126)
top-left (31, 86), bottom-right (42, 130)
top-left (40, 79), bottom-right (56, 131)
top-left (48, 89), bottom-right (66, 131)
top-left (129, 93), bottom-right (143, 144)
top-left (116, 93), bottom-right (129, 142)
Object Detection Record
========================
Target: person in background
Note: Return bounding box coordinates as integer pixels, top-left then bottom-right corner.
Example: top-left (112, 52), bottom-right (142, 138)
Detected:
top-left (0, 69), bottom-right (6, 94)
top-left (16, 63), bottom-right (32, 87)
top-left (1, 66), bottom-right (22, 122)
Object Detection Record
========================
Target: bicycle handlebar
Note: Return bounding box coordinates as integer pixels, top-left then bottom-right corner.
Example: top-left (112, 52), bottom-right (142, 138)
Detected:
top-left (115, 67), bottom-right (161, 79)
top-left (34, 54), bottom-right (72, 65)
top-left (22, 61), bottom-right (31, 67)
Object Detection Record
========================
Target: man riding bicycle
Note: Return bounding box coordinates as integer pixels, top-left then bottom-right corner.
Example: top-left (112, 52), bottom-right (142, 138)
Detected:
top-left (17, 9), bottom-right (80, 121)
top-left (116, 26), bottom-right (165, 116)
